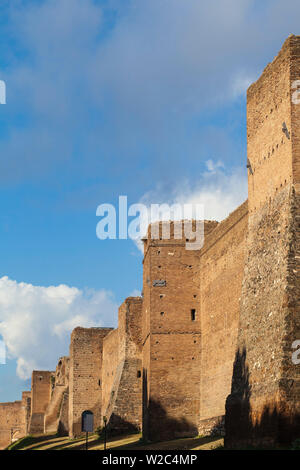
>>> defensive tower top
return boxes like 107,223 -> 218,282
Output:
247,35 -> 300,212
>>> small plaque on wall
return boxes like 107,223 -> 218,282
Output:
153,280 -> 166,287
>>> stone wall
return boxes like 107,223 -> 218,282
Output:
1,35 -> 299,449
102,297 -> 143,433
142,221 -> 218,441
22,391 -> 31,436
68,327 -> 113,438
0,392 -> 31,449
198,201 -> 248,434
44,356 -> 70,435
225,36 -> 300,448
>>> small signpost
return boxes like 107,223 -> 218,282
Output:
82,410 -> 94,451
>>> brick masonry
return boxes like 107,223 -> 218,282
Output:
44,356 -> 70,435
102,297 -> 143,433
0,392 -> 30,449
68,327 -> 113,438
1,36 -> 300,448
29,371 -> 53,434
198,202 -> 248,435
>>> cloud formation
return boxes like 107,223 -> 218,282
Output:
2,0 -> 299,186
134,160 -> 248,252
0,276 -> 118,379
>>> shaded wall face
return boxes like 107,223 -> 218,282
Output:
226,187 -> 296,447
68,327 -> 113,438
22,392 -> 31,436
101,298 -> 143,433
226,37 -> 300,448
30,371 -> 53,434
199,202 -> 248,432
44,356 -> 70,436
54,356 -> 69,387
142,224 -> 205,441
247,38 -> 292,214
101,329 -> 119,418
288,37 -> 300,437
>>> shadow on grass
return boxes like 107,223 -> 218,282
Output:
64,435 -> 222,451
7,434 -> 58,451
113,435 -> 221,451
25,436 -> 72,451
48,433 -> 141,451
49,437 -> 99,451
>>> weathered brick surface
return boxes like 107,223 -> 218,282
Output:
0,392 -> 31,449
102,298 -> 143,433
29,370 -> 53,434
101,329 -> 119,417
58,389 -> 69,436
1,35 -> 300,448
142,221 -> 217,441
198,202 -> 248,433
226,36 -> 300,448
22,391 -> 31,436
68,327 -> 113,438
44,356 -> 69,435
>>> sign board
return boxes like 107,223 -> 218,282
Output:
82,410 -> 94,432
153,280 -> 166,287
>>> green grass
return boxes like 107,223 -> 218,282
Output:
6,435 -> 37,450
5,433 -> 224,451
8,433 -> 299,451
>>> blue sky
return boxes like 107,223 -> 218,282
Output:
0,0 -> 299,401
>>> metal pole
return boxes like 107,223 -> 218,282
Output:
86,431 -> 88,451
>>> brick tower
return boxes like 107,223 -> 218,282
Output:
141,220 -> 216,441
226,35 -> 300,447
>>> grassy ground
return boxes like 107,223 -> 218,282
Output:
6,433 -> 224,451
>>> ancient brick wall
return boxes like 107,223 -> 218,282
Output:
1,36 -> 299,449
0,392 -> 31,449
142,221 -> 217,441
44,356 -> 69,435
198,201 -> 248,434
58,389 -> 69,436
29,370 -> 53,434
101,297 -> 143,433
68,327 -> 113,438
22,391 -> 31,436
101,329 -> 119,417
226,36 -> 300,448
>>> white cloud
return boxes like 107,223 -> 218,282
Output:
231,72 -> 255,98
205,159 -> 224,173
134,162 -> 248,253
129,289 -> 141,298
0,277 -> 118,379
